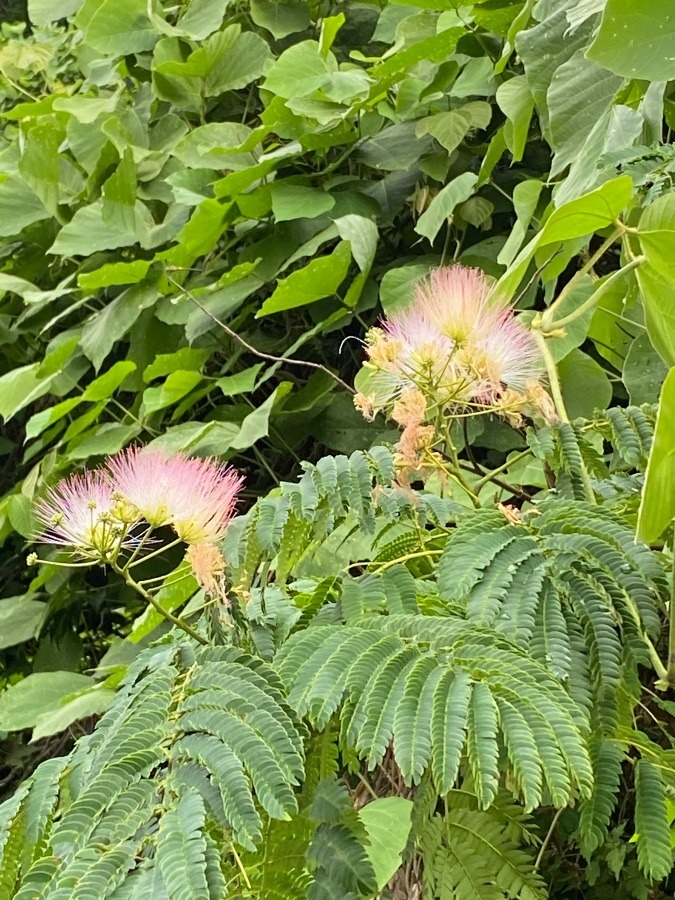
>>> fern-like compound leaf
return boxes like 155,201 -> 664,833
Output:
156,789 -> 210,900
634,758 -> 673,882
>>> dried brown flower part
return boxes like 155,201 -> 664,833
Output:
186,543 -> 228,603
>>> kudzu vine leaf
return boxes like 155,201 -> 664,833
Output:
250,0 -> 310,39
76,0 -> 159,55
358,797 -> 413,890
637,366 -> 675,543
257,242 -> 352,316
558,349 -> 613,420
0,672 -> 95,732
497,175 -> 633,300
0,596 -> 46,651
415,173 -> 478,243
271,184 -> 335,222
496,75 -> 534,162
636,192 -> 675,366
587,0 -> 675,82
623,334 -> 668,406
263,40 -> 336,99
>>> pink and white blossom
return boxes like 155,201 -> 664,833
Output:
413,265 -> 499,344
107,447 -> 179,528
34,469 -> 134,557
359,264 -> 546,422
476,312 -> 544,393
107,447 -> 244,544
165,455 -> 244,544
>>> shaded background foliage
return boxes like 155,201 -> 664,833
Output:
0,0 -> 675,896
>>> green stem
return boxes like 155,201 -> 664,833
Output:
533,330 -> 596,505
661,545 -> 675,689
474,449 -> 533,491
541,225 -> 623,330
533,330 -> 569,424
534,807 -> 565,872
622,586 -> 668,684
110,559 -> 208,646
542,256 -> 645,333
425,448 -> 480,509
126,536 -> 183,569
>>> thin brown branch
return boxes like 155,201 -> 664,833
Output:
166,273 -> 354,393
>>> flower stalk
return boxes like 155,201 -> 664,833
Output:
109,558 -> 208,646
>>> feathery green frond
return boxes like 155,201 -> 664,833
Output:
634,758 -> 673,882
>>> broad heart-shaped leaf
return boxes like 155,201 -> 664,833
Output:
251,0 -> 310,38
0,595 -> 46,650
163,26 -> 270,96
78,259 -> 151,292
49,199 -> 148,257
636,193 -> 675,366
0,672 -> 95,731
18,119 -> 63,216
102,148 -> 137,233
262,40 -> 336,99
623,334 -> 668,406
141,369 -> 204,415
587,0 -> 675,82
558,349 -> 612,420
415,173 -> 478,243
80,283 -> 157,371
31,689 -> 116,743
496,175 -> 633,301
82,360 -> 136,401
335,215 -> 378,273
637,367 -> 675,544
203,29 -> 270,95
271,183 -> 335,222
28,0 -> 80,24
516,0 -> 597,132
496,75 -> 534,162
498,179 -> 543,266
379,261 -> 436,316
148,0 -> 230,40
257,241 -> 352,316
0,363 -> 55,421
546,52 -> 622,178
76,0 -> 159,55
358,797 -> 413,891
0,174 -> 49,236
416,102 -> 491,154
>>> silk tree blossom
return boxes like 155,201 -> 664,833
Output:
356,265 -> 547,429
475,313 -> 544,394
34,469 -> 137,558
166,455 -> 244,544
107,447 -> 180,527
413,265 -> 499,344
106,447 -> 244,544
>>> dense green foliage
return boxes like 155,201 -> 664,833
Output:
1,0 -> 675,896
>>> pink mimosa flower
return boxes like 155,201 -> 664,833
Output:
107,447 -> 244,544
107,447 -> 178,527
360,264 -> 546,423
34,469 -> 135,557
476,313 -> 544,393
167,455 -> 244,544
413,265 -> 500,343
382,308 -> 454,379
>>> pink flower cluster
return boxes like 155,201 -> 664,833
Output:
35,448 -> 244,562
356,265 -> 546,426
